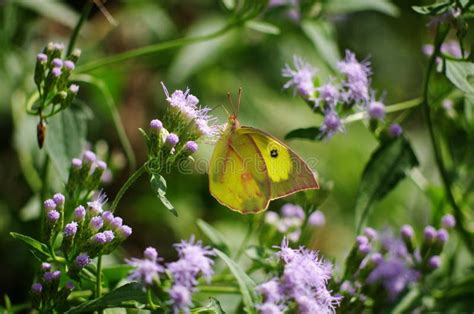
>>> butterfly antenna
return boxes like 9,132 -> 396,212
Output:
227,91 -> 236,115
237,87 -> 242,116
210,102 -> 230,116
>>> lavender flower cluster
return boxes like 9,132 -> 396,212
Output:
126,236 -> 215,313
282,52 -> 402,140
141,83 -> 220,173
30,263 -> 75,311
338,214 -> 455,310
264,203 -> 325,242
34,42 -> 80,117
66,150 -> 108,196
256,238 -> 340,314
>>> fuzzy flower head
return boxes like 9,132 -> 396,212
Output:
126,247 -> 164,287
308,210 -> 325,227
320,111 -> 344,139
282,56 -> 318,98
172,236 -> 216,282
316,82 -> 340,109
169,284 -> 193,314
368,100 -> 385,120
87,191 -> 107,215
338,50 -> 371,104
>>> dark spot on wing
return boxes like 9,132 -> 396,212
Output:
270,149 -> 278,158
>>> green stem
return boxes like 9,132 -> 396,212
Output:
342,97 -> 422,124
147,289 -> 158,310
76,25 -> 232,73
96,255 -> 102,299
66,0 -> 93,56
422,26 -> 473,252
109,164 -> 147,212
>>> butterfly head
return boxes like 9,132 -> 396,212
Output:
228,114 -> 240,130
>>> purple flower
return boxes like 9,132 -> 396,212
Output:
117,225 -> 132,239
441,214 -> 456,229
169,285 -> 193,313
170,236 -> 216,284
281,203 -> 305,220
102,211 -> 114,225
126,247 -> 164,287
265,211 -> 280,225
184,141 -> 198,154
144,247 -> 158,261
64,222 -> 78,237
428,256 -> 441,269
87,192 -> 107,215
47,210 -> 60,222
422,44 -> 434,56
364,227 -> 377,240
103,230 -> 115,242
44,199 -> 57,211
65,281 -> 75,290
75,254 -> 91,269
370,253 -> 383,266
338,50 -> 371,85
282,56 -> 317,97
31,283 -> 43,294
257,279 -> 281,303
44,271 -> 61,282
37,53 -> 47,63
41,262 -> 52,271
97,161 -> 107,170
358,243 -> 371,255
52,58 -> 63,68
64,60 -> 75,71
53,193 -> 65,206
74,205 -> 86,221
257,302 -> 284,314
89,216 -> 104,232
166,133 -> 179,147
320,111 -> 343,139
423,226 -> 437,242
69,84 -> 79,94
111,216 -> 123,229
83,150 -> 96,164
388,124 -> 403,137
308,210 -> 325,226
93,232 -> 107,244
441,40 -> 462,58
316,83 -> 340,108
436,229 -> 449,244
71,158 -> 82,169
367,258 -> 419,300
400,225 -> 414,239
368,100 -> 385,120
356,235 -> 368,246
51,67 -> 62,77
150,119 -> 163,131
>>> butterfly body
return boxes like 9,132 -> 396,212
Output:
209,114 -> 319,214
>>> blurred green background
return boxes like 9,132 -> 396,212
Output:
0,0 -> 444,305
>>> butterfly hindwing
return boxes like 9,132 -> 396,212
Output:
209,129 -> 271,214
237,127 -> 319,200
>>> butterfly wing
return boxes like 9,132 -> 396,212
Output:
237,126 -> 319,199
209,128 -> 272,214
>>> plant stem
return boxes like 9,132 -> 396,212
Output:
342,97 -> 422,124
147,289 -> 157,310
76,25 -> 232,73
109,164 -> 147,212
95,255 -> 102,299
422,26 -> 473,252
66,0 -> 93,56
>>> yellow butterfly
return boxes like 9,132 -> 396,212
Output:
209,90 -> 319,214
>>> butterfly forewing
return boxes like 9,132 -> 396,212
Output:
237,127 -> 319,199
209,129 -> 272,214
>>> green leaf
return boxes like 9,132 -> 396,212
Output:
221,0 -> 236,10
10,232 -> 51,259
16,0 -> 82,29
103,264 -> 134,285
215,249 -> 256,313
45,107 -> 87,182
412,1 -> 451,15
301,20 -> 340,70
285,127 -> 322,141
445,59 -> 474,94
197,219 -> 230,254
324,0 -> 399,17
191,298 -> 226,313
245,20 -> 280,35
354,137 -> 419,233
65,283 -> 148,313
150,174 -> 178,216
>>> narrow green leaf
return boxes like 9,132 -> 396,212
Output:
191,298 -> 226,313
215,249 -> 256,313
285,127 -> 322,141
103,264 -> 134,284
301,20 -> 340,69
324,0 -> 400,16
17,0 -> 81,29
412,1 -> 451,15
65,283 -> 148,313
197,219 -> 230,254
45,107 -> 87,182
445,59 -> 474,94
245,20 -> 280,35
354,137 -> 419,232
10,232 -> 51,258
150,174 -> 178,216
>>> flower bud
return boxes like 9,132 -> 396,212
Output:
44,199 -> 57,211
388,124 -> 403,138
63,60 -> 75,71
117,225 -> 132,239
102,211 -> 114,226
41,262 -> 52,271
441,214 -> 456,229
165,133 -> 179,147
356,235 -> 368,246
264,211 -> 279,225
64,222 -> 78,238
184,141 -> 198,155
368,101 -> 385,120
89,216 -> 104,232
150,119 -> 163,131
424,225 -> 437,243
308,210 -> 325,227
358,243 -> 371,256
52,58 -> 63,68
68,48 -> 81,63
74,205 -> 86,222
363,227 -> 377,240
31,283 -> 43,295
428,255 -> 441,269
47,210 -> 60,223
144,247 -> 158,261
401,224 -> 415,254
111,216 -> 123,229
75,253 -> 90,269
34,54 -> 48,86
